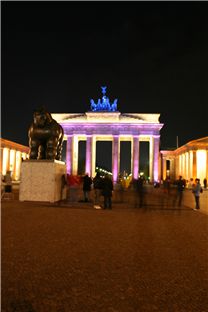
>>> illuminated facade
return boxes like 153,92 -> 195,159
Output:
0,138 -> 29,181
160,137 -> 208,182
52,111 -> 163,182
52,88 -> 164,182
52,87 -> 164,182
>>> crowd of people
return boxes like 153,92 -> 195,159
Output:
63,172 -> 206,211
2,168 -> 206,211
82,172 -> 113,209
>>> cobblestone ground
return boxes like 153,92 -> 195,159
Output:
1,188 -> 208,312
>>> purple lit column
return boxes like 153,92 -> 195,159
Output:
133,136 -> 139,179
153,135 -> 160,182
112,136 -> 119,183
85,136 -> 92,176
66,135 -> 73,174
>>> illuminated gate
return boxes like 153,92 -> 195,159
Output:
52,87 -> 163,182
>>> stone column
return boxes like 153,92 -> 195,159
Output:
66,136 -> 73,175
86,136 -> 92,176
7,148 -> 10,172
15,151 -> 21,181
206,150 -> 208,180
188,151 -> 193,180
85,135 -> 96,177
132,136 -> 139,179
72,135 -> 79,176
175,155 -> 179,180
112,136 -> 119,183
178,155 -> 182,176
162,156 -> 167,180
192,150 -> 197,180
185,152 -> 188,180
153,135 -> 160,182
2,147 -> 10,175
0,147 -> 3,176
10,149 -> 16,180
91,136 -> 96,178
149,137 -> 153,182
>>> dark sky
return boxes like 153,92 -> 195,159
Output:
2,1 -> 208,153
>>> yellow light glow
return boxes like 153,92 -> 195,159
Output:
22,152 -> 27,160
196,150 -> 206,182
189,151 -> 193,178
185,152 -> 189,180
9,149 -> 16,172
2,148 -> 9,175
15,151 -> 21,181
179,155 -> 182,176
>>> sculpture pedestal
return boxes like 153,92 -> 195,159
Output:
19,160 -> 67,203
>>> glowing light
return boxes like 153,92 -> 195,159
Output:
22,152 -> 27,160
9,149 -> 16,173
196,150 -> 206,182
185,152 -> 189,180
2,148 -> 9,175
15,151 -> 21,181
189,151 -> 193,178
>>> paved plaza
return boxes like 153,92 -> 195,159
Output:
1,187 -> 208,312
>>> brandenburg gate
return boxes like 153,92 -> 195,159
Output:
52,87 -> 163,182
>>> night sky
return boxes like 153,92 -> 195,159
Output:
2,2 -> 208,172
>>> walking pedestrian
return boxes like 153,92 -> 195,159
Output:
203,178 -> 207,189
192,178 -> 202,211
1,170 -> 13,200
136,176 -> 145,208
93,172 -> 103,207
174,175 -> 185,207
101,174 -> 113,209
83,173 -> 92,202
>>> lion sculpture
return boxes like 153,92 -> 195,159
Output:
28,108 -> 64,160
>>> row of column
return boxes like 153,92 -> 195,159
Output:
66,135 -> 160,183
0,147 -> 28,181
176,150 -> 208,182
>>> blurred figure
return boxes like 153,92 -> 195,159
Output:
192,178 -> 202,210
1,170 -> 13,200
161,177 -> 171,208
187,178 -> 194,189
135,176 -> 145,208
101,174 -> 113,209
114,179 -> 124,203
203,178 -> 207,189
4,170 -> 12,191
60,173 -> 67,200
93,172 -> 103,206
174,176 -> 185,207
163,177 -> 171,195
67,174 -> 82,202
83,173 -> 92,202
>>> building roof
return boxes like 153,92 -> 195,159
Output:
52,112 -> 162,124
0,138 -> 29,153
161,136 -> 208,155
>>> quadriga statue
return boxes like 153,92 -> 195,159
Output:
28,108 -> 64,160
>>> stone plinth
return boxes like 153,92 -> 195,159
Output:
19,160 -> 66,202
